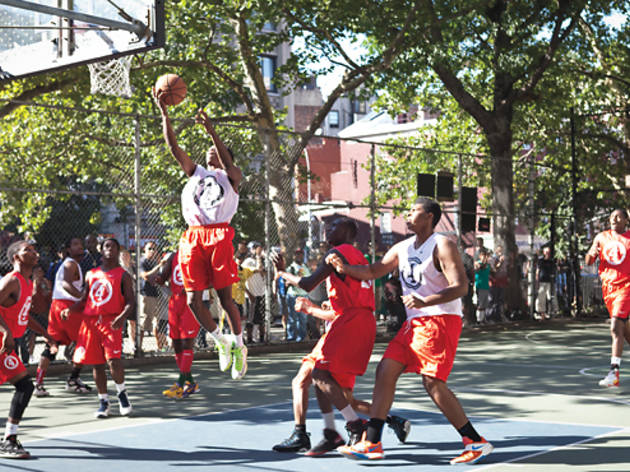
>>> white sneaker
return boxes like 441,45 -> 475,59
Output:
34,383 -> 50,397
117,390 -> 133,416
231,343 -> 248,380
216,335 -> 233,372
599,369 -> 620,387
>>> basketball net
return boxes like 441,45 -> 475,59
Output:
88,56 -> 133,98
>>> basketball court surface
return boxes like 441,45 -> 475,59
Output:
1,321 -> 629,471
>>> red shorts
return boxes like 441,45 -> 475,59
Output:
48,299 -> 83,345
73,315 -> 123,365
384,315 -> 462,382
603,284 -> 630,319
168,294 -> 200,340
0,351 -> 26,386
304,335 -> 356,390
311,308 -> 375,390
179,224 -> 239,291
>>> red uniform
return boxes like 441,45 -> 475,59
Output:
168,252 -> 200,340
311,244 -> 376,389
598,230 -> 630,319
0,271 -> 31,384
73,267 -> 126,365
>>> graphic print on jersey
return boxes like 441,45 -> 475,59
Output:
17,296 -> 32,326
173,263 -> 184,286
4,355 -> 19,370
193,175 -> 225,210
603,240 -> 627,266
401,257 -> 423,290
89,280 -> 113,307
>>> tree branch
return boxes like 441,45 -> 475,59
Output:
0,76 -> 77,119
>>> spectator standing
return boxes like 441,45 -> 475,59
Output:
489,245 -> 508,322
285,248 -> 310,342
306,257 -> 327,339
139,242 -> 163,351
536,246 -> 556,320
242,242 -> 266,343
119,248 -> 138,355
80,234 -> 102,275
474,249 -> 491,324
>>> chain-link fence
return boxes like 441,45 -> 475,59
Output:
0,101 -> 607,363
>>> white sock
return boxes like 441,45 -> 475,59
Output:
322,411 -> 335,430
611,357 -> 622,368
4,421 -> 18,439
115,382 -> 126,394
98,393 -> 109,401
339,405 -> 359,422
209,327 -> 226,344
234,333 -> 243,347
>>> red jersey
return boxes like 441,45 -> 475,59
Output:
0,271 -> 32,339
170,251 -> 186,299
598,230 -> 630,292
326,244 -> 375,314
83,266 -> 126,317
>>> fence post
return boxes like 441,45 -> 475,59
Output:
457,153 -> 463,248
369,144 -> 376,262
528,154 -> 536,318
570,107 -> 582,316
263,132 -> 272,343
134,115 -> 142,356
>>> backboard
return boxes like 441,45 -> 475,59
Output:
0,0 -> 164,81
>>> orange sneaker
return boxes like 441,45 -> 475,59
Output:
450,437 -> 493,465
338,436 -> 384,460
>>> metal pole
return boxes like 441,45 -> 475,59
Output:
528,154 -> 536,318
570,107 -> 582,315
134,115 -> 142,356
263,133 -> 272,344
305,149 -> 312,252
457,153 -> 463,248
370,144 -> 376,260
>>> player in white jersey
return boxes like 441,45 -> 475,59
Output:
328,197 -> 493,464
34,237 -> 92,397
153,88 -> 247,380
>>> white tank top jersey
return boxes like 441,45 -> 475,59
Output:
397,233 -> 463,320
181,165 -> 239,227
52,257 -> 83,302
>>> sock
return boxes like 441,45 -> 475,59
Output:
339,405 -> 359,423
69,366 -> 81,380
322,411 -> 335,430
115,382 -> 126,394
35,367 -> 46,385
295,424 -> 306,433
4,422 -> 18,440
98,393 -> 109,402
366,418 -> 385,443
457,421 -> 482,442
611,357 -> 621,370
175,352 -> 183,371
184,372 -> 194,383
209,327 -> 226,344
177,373 -> 185,386
181,350 -> 194,373
234,333 -> 244,347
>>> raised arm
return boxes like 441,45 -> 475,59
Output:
326,244 -> 399,281
294,297 -> 336,322
585,233 -> 602,266
275,252 -> 333,293
196,110 -> 242,189
153,87 -> 197,177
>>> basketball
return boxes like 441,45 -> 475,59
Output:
155,73 -> 187,106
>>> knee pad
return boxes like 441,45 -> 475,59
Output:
9,376 -> 34,421
42,346 -> 57,361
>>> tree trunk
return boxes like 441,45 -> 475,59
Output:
487,113 -> 525,311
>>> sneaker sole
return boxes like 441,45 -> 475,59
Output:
450,444 -> 494,465
0,452 -> 31,459
339,450 -> 384,460
94,411 -> 110,419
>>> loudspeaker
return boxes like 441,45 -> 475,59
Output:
478,217 -> 490,232
461,187 -> 477,213
436,173 -> 454,201
462,214 -> 476,233
417,173 -> 435,197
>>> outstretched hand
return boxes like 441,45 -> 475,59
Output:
270,252 -> 286,272
325,253 -> 345,273
294,297 -> 315,313
195,109 -> 213,132
152,86 -> 168,115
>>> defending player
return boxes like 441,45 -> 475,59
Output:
64,238 -> 135,418
272,298 -> 411,453
34,237 -> 92,397
0,241 -> 56,459
329,198 -> 493,464
274,218 -> 376,456
585,209 -> 630,387
158,249 -> 201,399
153,88 -> 247,380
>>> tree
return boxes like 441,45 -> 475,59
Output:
368,0 -> 629,309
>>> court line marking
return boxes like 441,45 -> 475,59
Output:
579,366 -> 606,378
472,426 -> 630,471
456,386 -> 630,408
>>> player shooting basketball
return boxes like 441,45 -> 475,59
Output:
152,86 -> 247,380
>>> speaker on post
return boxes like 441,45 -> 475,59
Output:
436,173 -> 454,201
460,186 -> 478,233
478,217 -> 490,232
417,173 -> 436,198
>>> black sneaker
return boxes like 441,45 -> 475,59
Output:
94,399 -> 110,419
387,415 -> 411,443
117,390 -> 133,416
272,429 -> 311,452
0,436 -> 30,459
345,418 -> 367,446
305,429 -> 345,456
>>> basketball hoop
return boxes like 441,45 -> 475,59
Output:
88,56 -> 133,98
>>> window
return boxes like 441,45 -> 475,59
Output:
260,55 -> 277,93
329,110 -> 340,128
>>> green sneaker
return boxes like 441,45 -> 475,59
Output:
231,343 -> 248,380
216,336 -> 233,372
